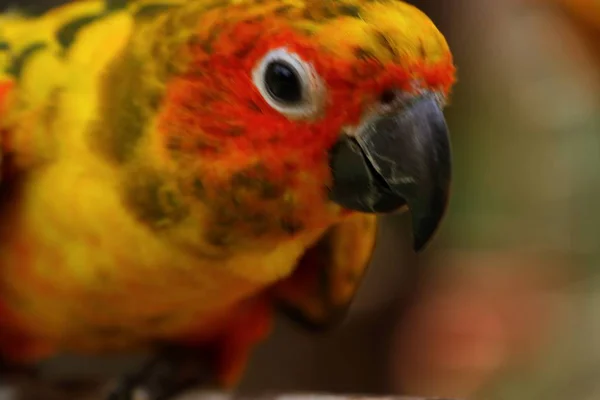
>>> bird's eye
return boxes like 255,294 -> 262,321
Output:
264,61 -> 302,104
252,48 -> 325,120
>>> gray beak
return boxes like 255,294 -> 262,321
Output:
329,93 -> 452,251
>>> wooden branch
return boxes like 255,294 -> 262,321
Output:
1,374 -> 457,400
0,379 -> 456,400
175,394 -> 456,400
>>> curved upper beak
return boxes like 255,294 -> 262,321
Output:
328,93 -> 452,252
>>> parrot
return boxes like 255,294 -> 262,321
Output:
0,0 -> 456,399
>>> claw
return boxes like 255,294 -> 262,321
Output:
107,346 -> 216,400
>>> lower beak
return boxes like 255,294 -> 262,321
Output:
328,93 -> 452,251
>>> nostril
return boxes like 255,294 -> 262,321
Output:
380,89 -> 397,105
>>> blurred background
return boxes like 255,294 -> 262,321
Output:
2,0 -> 600,399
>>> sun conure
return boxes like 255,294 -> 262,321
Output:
0,0 -> 456,398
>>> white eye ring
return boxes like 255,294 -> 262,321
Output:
252,47 -> 325,120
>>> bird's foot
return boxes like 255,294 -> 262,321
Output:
106,346 -> 217,400
107,298 -> 272,400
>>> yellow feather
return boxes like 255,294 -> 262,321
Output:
0,0 -> 454,358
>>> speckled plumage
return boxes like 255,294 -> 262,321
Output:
0,0 -> 455,385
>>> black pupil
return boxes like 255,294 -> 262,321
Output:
265,61 -> 302,104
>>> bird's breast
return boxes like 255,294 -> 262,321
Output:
0,160 -> 314,354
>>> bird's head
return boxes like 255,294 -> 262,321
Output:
106,0 -> 455,252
